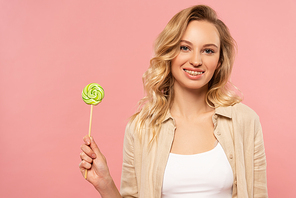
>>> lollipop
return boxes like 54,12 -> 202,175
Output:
82,83 -> 104,179
82,83 -> 104,106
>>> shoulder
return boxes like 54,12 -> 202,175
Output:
125,116 -> 138,137
217,102 -> 261,128
216,102 -> 259,121
124,114 -> 146,141
231,103 -> 262,131
232,102 -> 259,119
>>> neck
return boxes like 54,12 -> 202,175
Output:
170,83 -> 214,119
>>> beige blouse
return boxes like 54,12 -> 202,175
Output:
120,103 -> 268,198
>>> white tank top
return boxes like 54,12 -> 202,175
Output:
161,142 -> 233,198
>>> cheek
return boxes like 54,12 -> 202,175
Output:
205,56 -> 220,71
172,54 -> 188,68
171,56 -> 185,78
171,60 -> 178,78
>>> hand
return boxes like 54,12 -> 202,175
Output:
79,136 -> 113,191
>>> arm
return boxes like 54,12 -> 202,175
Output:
253,121 -> 268,197
120,123 -> 139,197
79,136 -> 122,198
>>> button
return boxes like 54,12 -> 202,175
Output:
216,131 -> 221,136
229,154 -> 233,159
234,180 -> 237,185
213,114 -> 218,119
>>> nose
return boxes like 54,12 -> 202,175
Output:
189,51 -> 202,67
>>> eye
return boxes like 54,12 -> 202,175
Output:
203,49 -> 215,54
180,45 -> 190,51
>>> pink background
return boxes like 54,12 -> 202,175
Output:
1,0 -> 295,197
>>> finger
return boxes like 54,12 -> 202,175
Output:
79,160 -> 92,170
83,135 -> 91,145
80,152 -> 93,163
81,144 -> 97,159
79,164 -> 85,177
89,137 -> 102,156
79,161 -> 91,178
80,168 -> 86,178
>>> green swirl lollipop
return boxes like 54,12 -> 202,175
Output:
82,83 -> 104,179
82,83 -> 104,105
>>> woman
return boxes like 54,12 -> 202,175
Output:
79,5 -> 268,198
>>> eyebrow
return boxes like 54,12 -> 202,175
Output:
180,40 -> 219,49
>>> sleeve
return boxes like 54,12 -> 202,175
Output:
253,119 -> 268,197
120,123 -> 138,197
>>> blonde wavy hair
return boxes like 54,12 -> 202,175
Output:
131,5 -> 242,142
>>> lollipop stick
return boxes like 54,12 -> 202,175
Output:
85,104 -> 94,179
88,104 -> 93,137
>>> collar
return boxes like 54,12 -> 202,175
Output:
214,105 -> 232,118
162,110 -> 174,123
162,105 -> 233,123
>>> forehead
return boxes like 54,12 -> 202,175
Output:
181,20 -> 220,46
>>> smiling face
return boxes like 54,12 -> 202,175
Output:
171,20 -> 220,92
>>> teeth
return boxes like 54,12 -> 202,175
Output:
184,69 -> 203,76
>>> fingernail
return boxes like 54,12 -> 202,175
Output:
92,154 -> 96,158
